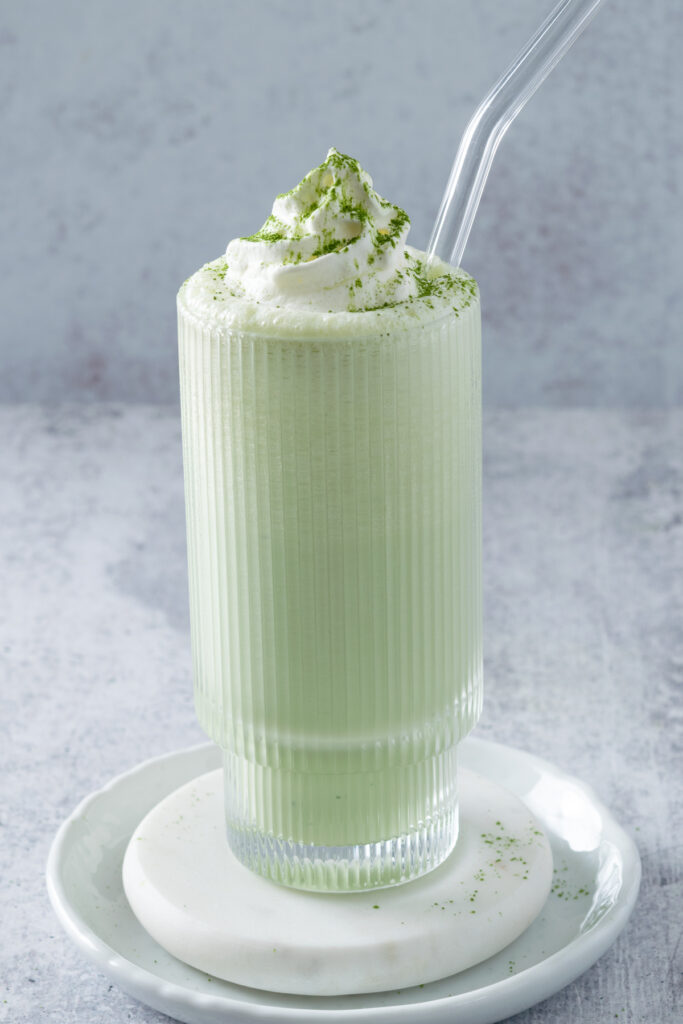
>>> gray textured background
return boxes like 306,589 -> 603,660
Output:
2,0 -> 682,405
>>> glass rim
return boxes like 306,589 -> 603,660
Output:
177,290 -> 480,346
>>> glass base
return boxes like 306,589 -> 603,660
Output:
222,746 -> 459,892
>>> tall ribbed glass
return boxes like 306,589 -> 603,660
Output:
177,294 -> 482,891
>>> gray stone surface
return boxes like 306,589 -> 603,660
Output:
1,0 -> 682,405
1,404 -> 681,1022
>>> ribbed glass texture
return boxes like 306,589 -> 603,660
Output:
178,298 -> 483,891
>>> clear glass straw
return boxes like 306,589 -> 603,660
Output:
427,0 -> 603,268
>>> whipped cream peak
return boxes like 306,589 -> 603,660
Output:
224,149 -> 424,313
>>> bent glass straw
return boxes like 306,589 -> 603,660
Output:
427,0 -> 603,268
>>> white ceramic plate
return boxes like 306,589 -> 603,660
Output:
46,738 -> 640,1024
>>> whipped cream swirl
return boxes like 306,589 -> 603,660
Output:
224,149 -> 425,313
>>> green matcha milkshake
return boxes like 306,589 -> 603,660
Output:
178,149 -> 482,891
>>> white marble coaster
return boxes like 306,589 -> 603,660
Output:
122,767 -> 552,996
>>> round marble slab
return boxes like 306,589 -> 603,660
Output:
122,767 -> 552,996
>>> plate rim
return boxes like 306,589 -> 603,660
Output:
46,738 -> 641,1024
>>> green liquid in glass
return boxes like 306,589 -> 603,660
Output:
178,266 -> 482,890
